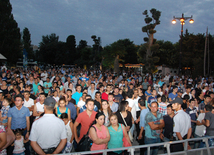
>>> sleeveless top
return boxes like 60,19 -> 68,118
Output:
13,136 -> 25,154
0,125 -> 6,155
57,107 -> 68,118
65,120 -> 72,142
91,125 -> 107,151
107,123 -> 123,154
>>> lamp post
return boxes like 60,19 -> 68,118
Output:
172,13 -> 194,74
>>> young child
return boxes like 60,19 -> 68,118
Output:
0,98 -> 11,127
61,113 -> 74,153
12,129 -> 29,155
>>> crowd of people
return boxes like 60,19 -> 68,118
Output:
0,66 -> 213,155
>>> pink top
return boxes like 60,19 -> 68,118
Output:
91,125 -> 107,151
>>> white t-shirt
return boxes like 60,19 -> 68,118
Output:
23,98 -> 34,116
35,102 -> 44,119
41,72 -> 48,81
126,98 -> 136,121
133,96 -> 141,112
77,100 -> 85,108
195,113 -> 206,137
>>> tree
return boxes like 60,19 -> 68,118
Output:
66,35 -> 76,64
0,0 -> 21,65
38,33 -> 67,65
138,8 -> 161,72
91,35 -> 102,68
22,27 -> 33,59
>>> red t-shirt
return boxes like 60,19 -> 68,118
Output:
76,110 -> 97,139
101,92 -> 108,101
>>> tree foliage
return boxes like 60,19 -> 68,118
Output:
138,8 -> 161,72
22,27 -> 34,59
0,0 -> 21,65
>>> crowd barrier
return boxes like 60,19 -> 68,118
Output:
57,136 -> 214,155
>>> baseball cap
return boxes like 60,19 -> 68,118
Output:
177,89 -> 183,93
171,97 -> 183,105
44,97 -> 56,107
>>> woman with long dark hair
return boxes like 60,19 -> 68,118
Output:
89,111 -> 110,152
100,100 -> 112,126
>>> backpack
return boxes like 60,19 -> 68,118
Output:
76,126 -> 96,152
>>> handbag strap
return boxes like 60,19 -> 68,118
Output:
120,124 -> 125,136
120,112 -> 128,127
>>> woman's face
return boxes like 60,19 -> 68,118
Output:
102,101 -> 109,110
59,100 -> 66,107
110,115 -> 118,126
96,115 -> 105,126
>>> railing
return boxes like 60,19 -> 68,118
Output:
59,136 -> 214,155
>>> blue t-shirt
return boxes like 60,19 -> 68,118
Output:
145,91 -> 152,97
158,81 -> 164,87
145,111 -> 163,138
72,92 -> 83,104
66,102 -> 77,121
7,106 -> 30,130
168,93 -> 178,100
139,108 -> 150,128
147,96 -> 157,105
186,107 -> 197,127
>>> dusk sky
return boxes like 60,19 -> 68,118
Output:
10,0 -> 214,47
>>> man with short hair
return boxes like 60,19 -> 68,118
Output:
94,91 -> 102,110
23,91 -> 34,116
113,87 -> 123,104
72,85 -> 83,104
87,83 -> 97,100
138,98 -> 150,155
147,89 -> 157,108
182,85 -> 192,99
43,77 -> 52,94
101,84 -> 111,101
74,99 -> 97,143
30,97 -> 67,154
168,86 -> 178,102
199,95 -> 211,113
160,104 -> 175,142
108,93 -> 118,113
144,101 -> 164,155
8,94 -> 30,154
33,93 -> 46,119
172,97 -> 192,151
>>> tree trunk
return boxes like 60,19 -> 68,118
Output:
114,55 -> 120,74
146,33 -> 154,71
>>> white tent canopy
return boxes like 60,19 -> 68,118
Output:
0,54 -> 7,60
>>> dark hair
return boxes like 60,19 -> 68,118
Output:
86,99 -> 94,105
85,95 -> 91,99
183,94 -> 190,100
138,98 -> 145,107
95,111 -> 105,120
24,91 -> 30,94
95,91 -> 101,95
204,95 -> 211,99
161,95 -> 166,102
118,101 -> 128,112
127,92 -> 133,98
4,98 -> 11,105
59,97 -> 66,103
167,104 -> 173,109
151,101 -> 158,107
108,93 -> 114,97
189,98 -> 195,103
15,94 -> 24,101
157,94 -> 162,99
205,105 -> 213,112
40,93 -> 47,97
14,128 -> 23,135
60,113 -> 68,119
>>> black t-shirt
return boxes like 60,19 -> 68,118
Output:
94,100 -> 101,110
163,115 -> 174,139
30,94 -> 37,100
116,111 -> 132,129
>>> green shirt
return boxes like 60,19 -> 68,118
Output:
107,123 -> 124,154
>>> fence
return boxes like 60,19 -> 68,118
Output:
59,136 -> 214,155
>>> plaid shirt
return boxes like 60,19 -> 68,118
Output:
158,102 -> 168,116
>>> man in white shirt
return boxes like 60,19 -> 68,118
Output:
41,70 -> 48,82
30,97 -> 67,154
172,97 -> 192,152
23,91 -> 34,116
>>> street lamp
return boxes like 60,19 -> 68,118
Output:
172,13 -> 194,74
